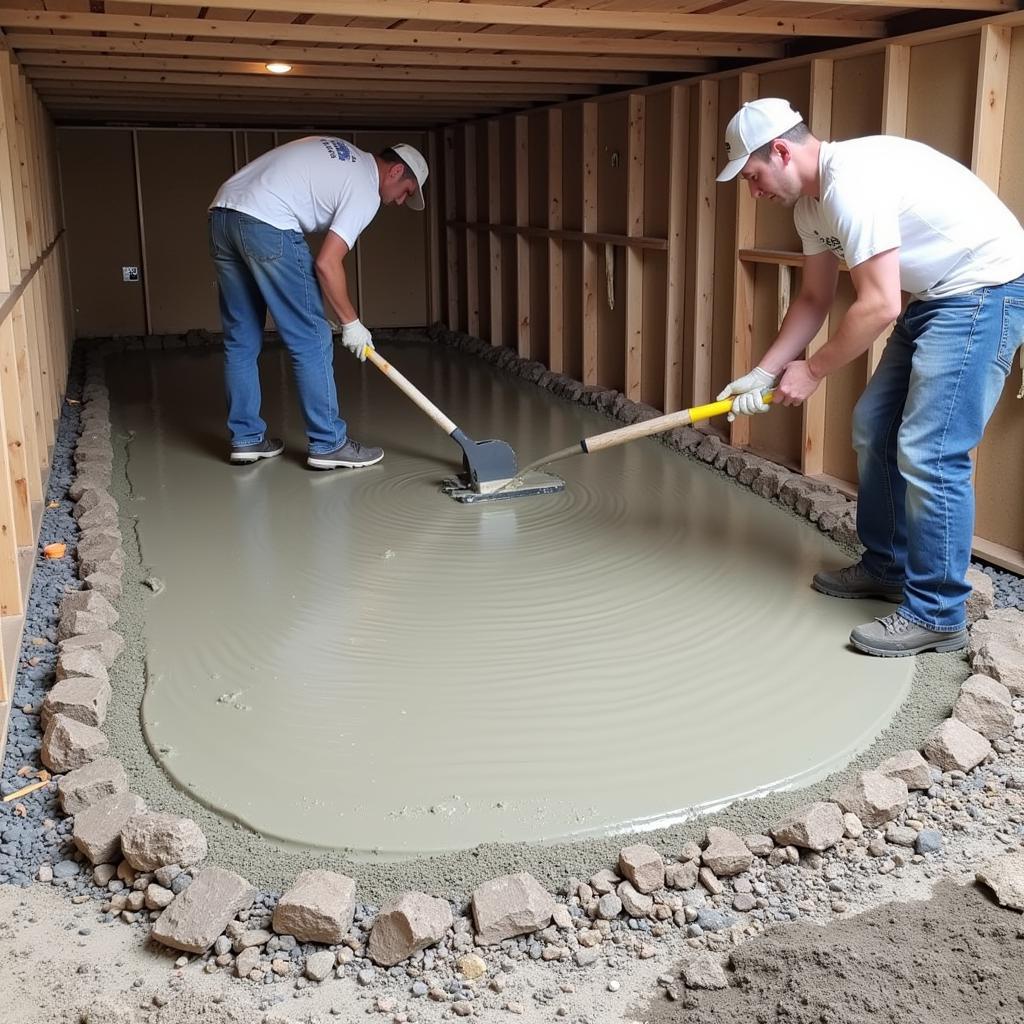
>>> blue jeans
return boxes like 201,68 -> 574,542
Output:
208,207 -> 347,454
852,274 -> 1024,631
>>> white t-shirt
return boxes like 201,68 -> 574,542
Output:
210,137 -> 381,249
794,136 -> 1024,300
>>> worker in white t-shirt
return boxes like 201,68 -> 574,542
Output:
716,97 -> 1024,657
208,137 -> 428,470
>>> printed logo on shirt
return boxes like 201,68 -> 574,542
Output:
320,138 -> 356,162
813,230 -> 845,258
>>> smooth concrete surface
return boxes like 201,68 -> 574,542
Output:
106,338 -> 914,859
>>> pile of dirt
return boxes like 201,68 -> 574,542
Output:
644,880 -> 1024,1024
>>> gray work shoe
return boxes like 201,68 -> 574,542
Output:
307,438 -> 384,470
850,612 -> 967,658
812,562 -> 904,602
230,436 -> 284,464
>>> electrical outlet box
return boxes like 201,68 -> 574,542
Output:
122,266 -> 139,283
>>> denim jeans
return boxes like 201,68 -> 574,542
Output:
852,274 -> 1024,631
208,207 -> 347,454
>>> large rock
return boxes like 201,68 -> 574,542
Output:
833,771 -> 908,828
771,802 -> 844,852
618,843 -> 665,894
41,714 -> 109,773
84,572 -> 123,603
701,827 -> 752,877
968,611 -> 1024,660
972,639 -> 1024,697
617,881 -> 653,918
965,568 -> 995,624
58,589 -> 119,628
471,872 -> 555,945
367,892 -> 453,966
58,630 -> 125,668
57,610 -> 111,643
976,853 -> 1024,911
952,675 -> 1014,740
923,718 -> 992,773
683,954 -> 728,990
664,860 -> 699,890
272,869 -> 356,944
58,756 -> 128,815
876,749 -> 932,791
151,866 -> 256,954
73,792 -> 146,864
41,676 -> 112,729
121,812 -> 208,871
55,647 -> 109,684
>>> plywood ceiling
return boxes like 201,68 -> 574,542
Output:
0,0 -> 1012,128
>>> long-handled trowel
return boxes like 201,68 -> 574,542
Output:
364,347 -> 566,503
503,391 -> 775,490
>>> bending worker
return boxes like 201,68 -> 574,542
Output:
716,98 -> 1024,658
208,137 -> 428,469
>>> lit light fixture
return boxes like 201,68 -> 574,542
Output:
265,62 -> 292,75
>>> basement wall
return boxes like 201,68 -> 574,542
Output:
438,11 -> 1024,574
57,127 -> 432,337
0,51 -> 74,734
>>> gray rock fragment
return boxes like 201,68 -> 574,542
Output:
121,812 -> 208,871
834,771 -> 908,828
923,718 -> 992,773
150,866 -> 256,953
471,872 -> 555,945
367,892 -> 453,967
876,749 -> 932,791
41,714 -> 109,773
976,853 -> 1024,911
58,589 -> 118,627
772,802 -> 844,852
41,676 -> 112,729
58,630 -> 125,668
952,674 -> 1014,739
58,756 -> 128,815
272,869 -> 356,944
683,954 -> 728,990
702,827 -> 752,876
618,843 -> 665,894
73,792 -> 146,865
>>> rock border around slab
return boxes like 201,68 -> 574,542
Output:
8,331 -> 1024,1012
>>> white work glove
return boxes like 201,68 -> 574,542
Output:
340,318 -> 374,362
716,366 -> 776,422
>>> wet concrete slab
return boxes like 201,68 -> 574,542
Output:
106,337 -> 912,858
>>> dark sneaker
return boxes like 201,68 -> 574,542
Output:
230,437 -> 284,464
850,612 -> 967,657
812,562 -> 904,602
307,438 -> 384,470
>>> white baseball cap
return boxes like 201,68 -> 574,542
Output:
716,98 -> 804,182
390,142 -> 429,210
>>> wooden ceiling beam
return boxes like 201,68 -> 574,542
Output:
15,51 -> 650,90
25,66 -> 576,99
2,35 -> 689,81
0,10 -> 786,58
110,0 -> 887,38
772,0 -> 1010,8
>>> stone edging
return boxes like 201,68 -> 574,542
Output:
23,331 -> 1024,1006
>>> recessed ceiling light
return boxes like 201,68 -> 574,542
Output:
265,62 -> 292,75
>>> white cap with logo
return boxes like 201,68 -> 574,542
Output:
390,142 -> 429,211
716,98 -> 803,183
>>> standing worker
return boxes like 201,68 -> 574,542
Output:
208,137 -> 428,469
715,98 -> 1024,657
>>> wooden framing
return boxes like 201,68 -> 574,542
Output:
464,125 -> 480,339
443,128 -> 459,330
971,23 -> 1011,190
728,73 -> 758,448
547,109 -> 564,374
625,94 -> 646,401
487,120 -> 503,348
801,59 -> 834,477
582,102 -> 599,386
691,80 -> 718,414
663,84 -> 688,414
426,130 -> 442,324
514,115 -> 530,359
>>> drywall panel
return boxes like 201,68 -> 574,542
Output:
242,131 -> 275,165
831,54 -> 884,140
822,274 -> 867,484
906,37 -> 978,163
597,99 -> 628,237
561,107 -> 583,378
137,130 -> 233,334
974,26 -> 1024,551
749,263 -> 801,465
57,129 -> 145,337
711,76 -> 739,420
754,67 -> 809,252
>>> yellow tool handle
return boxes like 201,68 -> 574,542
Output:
582,390 -> 774,455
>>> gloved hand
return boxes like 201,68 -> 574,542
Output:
716,366 -> 776,422
340,318 -> 374,362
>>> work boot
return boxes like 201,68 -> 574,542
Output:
812,562 -> 904,602
230,437 -> 284,464
850,612 -> 967,658
307,438 -> 384,470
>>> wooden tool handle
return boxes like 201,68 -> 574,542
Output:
582,392 -> 773,455
365,346 -> 459,436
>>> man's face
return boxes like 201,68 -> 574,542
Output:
739,146 -> 801,207
380,165 -> 417,206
